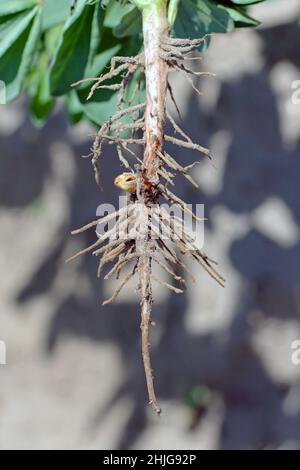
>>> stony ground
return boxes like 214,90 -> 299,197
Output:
0,0 -> 300,450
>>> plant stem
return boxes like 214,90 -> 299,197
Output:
134,0 -> 169,414
142,0 -> 169,181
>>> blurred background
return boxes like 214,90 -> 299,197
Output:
1,0 -> 300,450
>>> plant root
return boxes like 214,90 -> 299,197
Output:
69,31 -> 225,415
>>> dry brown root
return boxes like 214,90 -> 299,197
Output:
69,31 -> 225,414
74,35 -> 213,190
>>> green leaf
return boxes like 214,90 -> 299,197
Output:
65,89 -> 83,124
221,5 -> 259,28
78,87 -> 118,126
84,42 -> 121,83
0,0 -> 37,16
29,59 -> 55,127
49,0 -> 101,96
0,11 -> 28,37
88,0 -> 104,64
100,0 -> 111,7
174,0 -> 233,48
185,385 -> 211,408
82,27 -> 126,86
80,69 -> 145,127
44,23 -> 65,55
0,7 -> 36,51
113,7 -> 142,38
0,6 -> 41,101
77,35 -> 143,126
28,25 -> 62,125
41,0 -> 70,31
